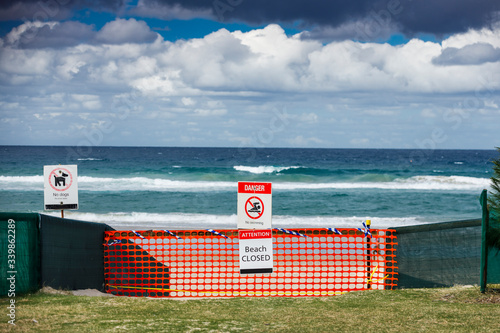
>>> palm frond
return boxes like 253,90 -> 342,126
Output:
487,147 -> 500,251
487,227 -> 500,254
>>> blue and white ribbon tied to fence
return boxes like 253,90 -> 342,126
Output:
357,222 -> 372,237
275,228 -> 308,238
327,227 -> 343,235
207,229 -> 229,239
163,229 -> 182,239
131,230 -> 146,239
107,239 -> 122,246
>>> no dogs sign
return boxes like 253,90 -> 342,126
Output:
237,182 -> 272,229
44,165 -> 79,210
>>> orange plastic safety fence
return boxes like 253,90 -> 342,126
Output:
103,228 -> 397,297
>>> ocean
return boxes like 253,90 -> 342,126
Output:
0,146 -> 497,230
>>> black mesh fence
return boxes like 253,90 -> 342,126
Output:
40,214 -> 114,291
394,219 -> 482,288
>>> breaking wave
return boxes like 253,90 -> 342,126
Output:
0,174 -> 490,192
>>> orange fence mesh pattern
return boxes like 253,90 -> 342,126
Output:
104,228 -> 397,297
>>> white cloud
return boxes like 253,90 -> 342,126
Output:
288,135 -> 324,146
363,110 -> 397,116
298,112 -> 318,123
71,94 -> 102,110
433,43 -> 500,66
485,100 -> 499,109
442,24 -> 500,49
3,22 -> 500,94
94,18 -> 158,44
1,22 -> 499,147
0,47 -> 53,77
5,21 -> 58,46
194,108 -> 227,117
131,71 -> 185,96
33,113 -> 62,120
56,57 -> 86,80
182,97 -> 196,106
206,100 -> 225,108
350,138 -> 370,146
421,108 -> 437,118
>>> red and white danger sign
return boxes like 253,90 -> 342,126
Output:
239,229 -> 273,274
237,182 -> 272,229
44,165 -> 79,210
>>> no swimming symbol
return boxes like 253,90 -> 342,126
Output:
245,196 -> 264,219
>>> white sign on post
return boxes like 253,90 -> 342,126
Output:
44,165 -> 79,210
237,182 -> 272,229
239,229 -> 273,274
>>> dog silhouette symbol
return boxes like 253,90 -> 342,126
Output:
54,172 -> 68,186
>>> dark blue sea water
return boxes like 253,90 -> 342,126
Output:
0,146 -> 497,230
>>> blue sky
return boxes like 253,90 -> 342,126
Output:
0,0 -> 499,149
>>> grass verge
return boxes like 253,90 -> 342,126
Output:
1,285 -> 499,332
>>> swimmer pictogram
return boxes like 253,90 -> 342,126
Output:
245,196 -> 264,219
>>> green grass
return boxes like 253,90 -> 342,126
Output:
2,286 -> 499,332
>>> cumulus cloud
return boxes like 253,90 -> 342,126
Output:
2,18 -> 158,49
2,23 -> 500,94
71,94 -> 102,110
4,21 -> 95,48
94,18 -> 158,44
1,21 -> 500,147
181,97 -> 196,106
441,23 -> 500,49
433,43 -> 500,66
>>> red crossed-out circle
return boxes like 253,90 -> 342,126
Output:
245,196 -> 264,219
48,168 -> 73,192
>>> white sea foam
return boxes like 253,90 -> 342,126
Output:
0,175 -> 44,190
275,175 -> 490,191
0,175 -> 235,192
234,165 -> 301,174
0,174 -> 490,192
41,211 -> 427,230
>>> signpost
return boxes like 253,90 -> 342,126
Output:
237,181 -> 273,274
44,165 -> 79,217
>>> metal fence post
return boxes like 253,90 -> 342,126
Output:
480,189 -> 489,293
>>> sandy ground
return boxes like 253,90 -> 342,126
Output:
39,285 -> 500,302
41,286 -> 115,297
